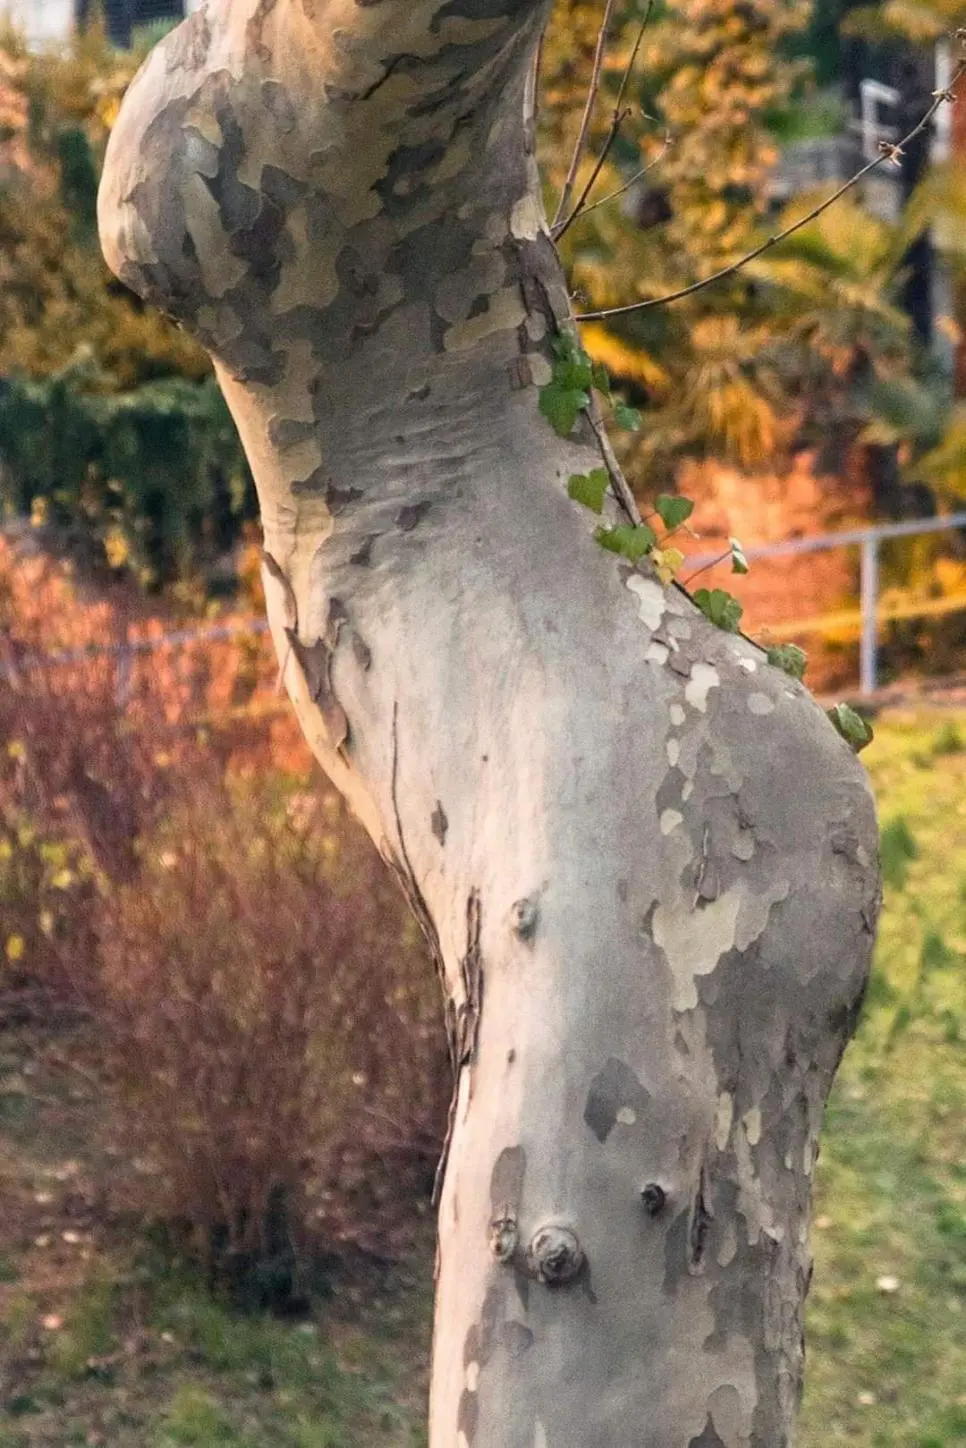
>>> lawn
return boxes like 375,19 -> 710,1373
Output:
800,711 -> 966,1447
1,710 -> 964,1446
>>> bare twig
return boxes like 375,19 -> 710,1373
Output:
574,133 -> 672,222
554,105 -> 632,241
553,2 -> 656,241
586,398 -> 642,526
682,551 -> 730,587
614,1 -> 655,116
551,0 -> 619,232
575,57 -> 966,322
529,32 -> 545,132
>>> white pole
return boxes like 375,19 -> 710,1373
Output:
860,536 -> 879,697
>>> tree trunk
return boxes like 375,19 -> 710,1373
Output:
98,4 -> 880,1443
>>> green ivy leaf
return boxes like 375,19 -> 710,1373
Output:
596,523 -> 656,562
827,703 -> 874,753
568,468 -> 610,514
693,587 -> 743,633
539,382 -> 590,437
729,536 -> 749,575
655,494 -> 695,531
612,402 -> 642,432
766,643 -> 808,681
551,334 -> 594,391
591,361 -> 612,399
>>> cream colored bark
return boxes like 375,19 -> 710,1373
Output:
98,5 -> 880,1444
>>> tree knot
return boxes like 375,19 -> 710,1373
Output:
526,1224 -> 584,1286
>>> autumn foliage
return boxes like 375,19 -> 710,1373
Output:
0,536 -> 448,1301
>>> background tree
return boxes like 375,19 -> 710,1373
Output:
539,0 -> 939,495
0,20 -> 252,585
98,3 -> 880,1445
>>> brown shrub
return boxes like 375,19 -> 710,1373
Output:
0,537 -> 449,1300
94,773 -> 448,1305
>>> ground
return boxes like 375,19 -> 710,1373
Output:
1,710 -> 964,1447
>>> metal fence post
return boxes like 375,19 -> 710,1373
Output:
859,535 -> 879,697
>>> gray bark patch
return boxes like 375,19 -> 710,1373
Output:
490,1145 -> 526,1212
285,631 -> 348,752
261,80 -> 297,134
397,500 -> 433,532
431,801 -> 449,845
456,1388 -> 479,1442
351,633 -> 373,671
463,1284 -> 502,1371
268,417 -> 316,450
688,1161 -> 713,1273
583,1058 -> 650,1142
349,535 -> 376,566
501,1321 -> 534,1357
689,1418 -> 728,1448
164,8 -> 211,73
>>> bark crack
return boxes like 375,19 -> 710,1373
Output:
688,1159 -> 713,1273
388,701 -> 456,1211
389,700 -> 446,989
456,889 -> 484,1071
433,889 -> 484,1208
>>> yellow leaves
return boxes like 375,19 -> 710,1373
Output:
935,556 -> 966,596
580,323 -> 670,396
651,547 -> 685,585
96,93 -> 122,132
103,526 -> 130,571
5,935 -> 25,962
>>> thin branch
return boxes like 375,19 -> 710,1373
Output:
529,32 -> 545,132
552,2 -> 656,241
575,133 -> 672,222
682,551 -> 730,587
614,0 -> 655,116
553,105 -> 632,240
585,398 -> 642,526
575,57 -> 966,322
551,0 -> 619,232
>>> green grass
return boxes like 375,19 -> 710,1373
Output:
800,712 -> 966,1447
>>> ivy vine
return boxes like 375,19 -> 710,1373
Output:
539,329 -> 874,752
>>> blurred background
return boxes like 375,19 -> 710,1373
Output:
0,3 -> 964,1445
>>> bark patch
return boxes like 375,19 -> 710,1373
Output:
285,631 -> 348,752
689,1417 -> 728,1448
456,1388 -> 479,1442
431,801 -> 449,845
490,1145 -> 526,1212
456,890 -> 483,1066
689,1161 -> 714,1273
397,500 -> 432,532
583,1058 -> 650,1143
349,534 -> 377,566
501,1321 -> 534,1357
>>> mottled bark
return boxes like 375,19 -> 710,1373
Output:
98,4 -> 880,1445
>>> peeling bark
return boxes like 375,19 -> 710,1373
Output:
99,4 -> 880,1444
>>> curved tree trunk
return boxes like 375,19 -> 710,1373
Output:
98,4 -> 880,1444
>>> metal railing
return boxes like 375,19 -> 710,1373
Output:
688,511 -> 966,695
4,514 -> 966,700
